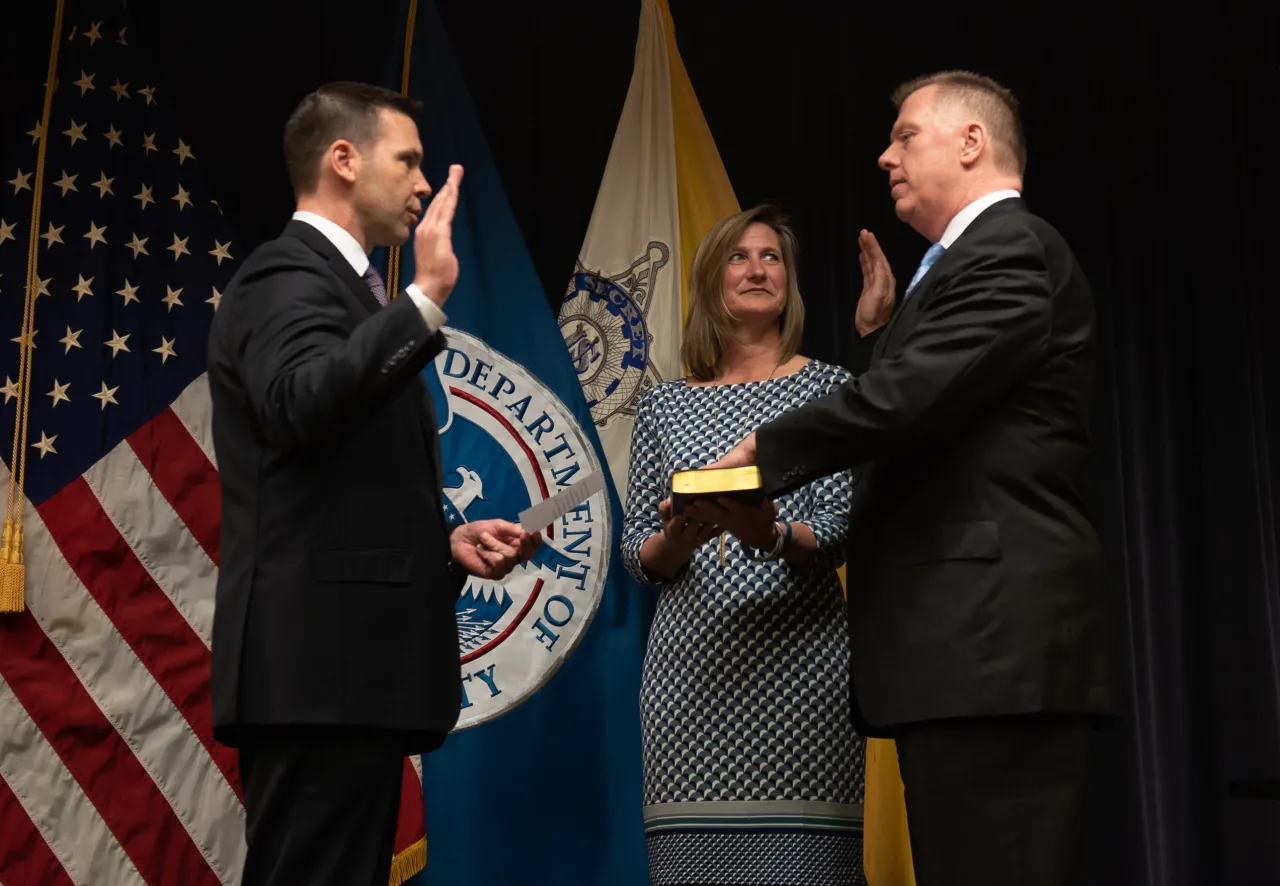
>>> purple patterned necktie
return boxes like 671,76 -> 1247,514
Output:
363,264 -> 388,307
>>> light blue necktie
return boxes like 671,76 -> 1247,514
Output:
903,242 -> 945,302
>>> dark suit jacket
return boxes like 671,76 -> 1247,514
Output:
207,220 -> 462,753
756,198 -> 1112,737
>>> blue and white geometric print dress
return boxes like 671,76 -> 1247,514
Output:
621,359 -> 868,886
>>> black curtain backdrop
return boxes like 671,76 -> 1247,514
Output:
3,1 -> 1277,883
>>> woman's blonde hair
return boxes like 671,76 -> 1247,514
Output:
681,205 -> 805,382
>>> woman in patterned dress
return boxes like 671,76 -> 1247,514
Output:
621,205 -> 868,886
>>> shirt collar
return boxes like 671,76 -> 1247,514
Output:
938,189 -> 1021,248
291,210 -> 370,276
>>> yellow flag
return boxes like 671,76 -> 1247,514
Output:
661,0 -> 738,320
863,738 -> 917,885
838,565 -> 917,886
559,0 -> 739,500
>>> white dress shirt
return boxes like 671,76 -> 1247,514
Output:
292,210 -> 447,333
938,189 -> 1022,248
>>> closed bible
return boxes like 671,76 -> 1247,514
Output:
670,466 -> 764,514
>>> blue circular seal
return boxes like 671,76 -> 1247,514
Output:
425,329 -> 611,730
559,271 -> 652,427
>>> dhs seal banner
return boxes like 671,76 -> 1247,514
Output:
376,1 -> 650,878
427,328 -> 610,729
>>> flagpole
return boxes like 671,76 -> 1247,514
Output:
385,0 -> 419,302
385,6 -> 429,879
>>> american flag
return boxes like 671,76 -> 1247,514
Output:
0,4 -> 426,884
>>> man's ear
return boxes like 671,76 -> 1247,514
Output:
327,139 -> 360,184
958,121 -> 989,169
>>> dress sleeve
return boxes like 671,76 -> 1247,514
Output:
792,366 -> 855,572
620,387 -> 668,586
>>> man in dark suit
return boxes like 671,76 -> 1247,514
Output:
207,81 -> 540,886
696,71 -> 1111,885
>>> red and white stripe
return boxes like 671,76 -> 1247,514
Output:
0,375 -> 425,886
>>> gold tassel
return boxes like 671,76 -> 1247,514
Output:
0,521 -> 24,613
387,836 -> 427,886
0,0 -> 63,617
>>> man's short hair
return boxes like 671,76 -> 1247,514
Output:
892,71 -> 1027,175
282,81 -> 423,196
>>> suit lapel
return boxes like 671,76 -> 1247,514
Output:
873,291 -> 917,361
284,220 -> 383,316
877,271 -> 941,358
873,198 -> 1029,361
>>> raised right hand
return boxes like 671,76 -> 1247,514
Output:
855,229 -> 895,336
413,164 -> 464,307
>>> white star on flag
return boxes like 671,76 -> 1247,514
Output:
11,329 -> 37,349
53,170 -> 79,196
153,337 -> 178,364
83,221 -> 108,248
72,275 -> 95,301
41,223 -> 65,247
64,120 -> 88,145
91,382 -> 120,410
48,380 -> 71,407
116,280 -> 139,306
104,330 -> 130,356
59,327 -> 83,353
9,170 -> 33,193
32,431 -> 58,459
167,234 -> 190,260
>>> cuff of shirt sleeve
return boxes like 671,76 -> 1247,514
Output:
404,283 -> 448,334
